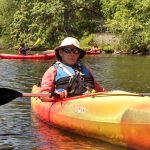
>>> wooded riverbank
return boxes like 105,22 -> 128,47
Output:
1,1 -> 150,55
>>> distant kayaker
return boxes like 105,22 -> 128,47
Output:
90,44 -> 101,53
40,37 -> 105,101
18,43 -> 29,55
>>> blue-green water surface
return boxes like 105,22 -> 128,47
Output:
0,54 -> 150,150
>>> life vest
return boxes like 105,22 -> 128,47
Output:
53,61 -> 94,97
20,47 -> 28,55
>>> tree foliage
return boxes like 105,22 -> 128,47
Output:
0,0 -> 19,35
101,0 -> 150,50
9,0 -> 103,48
1,0 -> 150,51
0,0 -> 21,47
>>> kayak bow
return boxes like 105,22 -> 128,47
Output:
31,85 -> 150,150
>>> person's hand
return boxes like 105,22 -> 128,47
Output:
34,96 -> 51,102
40,96 -> 54,102
55,90 -> 67,98
37,91 -> 53,102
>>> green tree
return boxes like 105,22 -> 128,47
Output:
10,0 -> 103,48
101,0 -> 150,51
0,0 -> 20,46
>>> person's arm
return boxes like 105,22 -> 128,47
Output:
18,47 -> 21,54
94,81 -> 106,92
84,64 -> 106,92
40,66 -> 56,101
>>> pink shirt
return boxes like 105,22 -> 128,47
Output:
40,66 -> 57,93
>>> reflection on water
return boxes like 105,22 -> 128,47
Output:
84,55 -> 150,93
0,98 -> 32,149
0,59 -> 53,91
0,55 -> 150,149
0,59 -> 51,149
31,115 -> 127,150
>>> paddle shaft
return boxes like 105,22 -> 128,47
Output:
19,91 -> 150,98
1,87 -> 150,106
90,91 -> 150,97
23,93 -> 51,97
30,38 -> 41,49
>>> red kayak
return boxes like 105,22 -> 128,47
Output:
0,53 -> 55,59
86,50 -> 101,55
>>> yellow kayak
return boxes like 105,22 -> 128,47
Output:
31,85 -> 150,149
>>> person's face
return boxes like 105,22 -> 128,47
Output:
59,45 -> 80,65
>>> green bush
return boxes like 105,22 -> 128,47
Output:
80,34 -> 96,48
0,36 -> 11,49
101,0 -> 150,51
102,45 -> 114,53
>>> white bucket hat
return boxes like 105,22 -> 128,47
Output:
55,37 -> 86,60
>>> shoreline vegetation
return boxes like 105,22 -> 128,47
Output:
0,33 -> 149,56
0,47 -> 149,56
0,1 -> 150,55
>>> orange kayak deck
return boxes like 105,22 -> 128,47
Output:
31,85 -> 150,149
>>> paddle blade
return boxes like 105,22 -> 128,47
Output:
0,88 -> 22,105
33,38 -> 41,47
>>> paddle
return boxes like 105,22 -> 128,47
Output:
0,87 -> 55,106
1,87 -> 150,106
29,38 -> 41,51
26,38 -> 41,55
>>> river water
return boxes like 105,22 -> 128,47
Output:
0,54 -> 150,150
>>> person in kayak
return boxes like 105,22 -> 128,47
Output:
40,37 -> 105,101
90,43 -> 102,53
18,43 -> 30,55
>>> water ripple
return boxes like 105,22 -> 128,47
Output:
1,56 -> 150,149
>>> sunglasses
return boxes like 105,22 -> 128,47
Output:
62,47 -> 80,54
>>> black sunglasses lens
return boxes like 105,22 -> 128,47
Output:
62,48 -> 79,54
63,48 -> 72,53
72,49 -> 79,54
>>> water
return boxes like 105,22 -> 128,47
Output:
0,54 -> 150,149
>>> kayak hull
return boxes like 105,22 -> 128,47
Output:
86,51 -> 101,55
31,85 -> 150,149
0,53 -> 55,59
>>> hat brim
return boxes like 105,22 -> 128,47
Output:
55,45 -> 86,60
